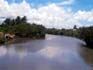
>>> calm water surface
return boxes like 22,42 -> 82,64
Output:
0,34 -> 93,70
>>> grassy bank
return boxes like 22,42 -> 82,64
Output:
0,16 -> 46,44
46,26 -> 93,49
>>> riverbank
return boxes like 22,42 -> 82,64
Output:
0,16 -> 93,48
0,36 -> 45,46
0,16 -> 46,45
46,26 -> 93,49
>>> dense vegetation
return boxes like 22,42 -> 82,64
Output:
46,25 -> 79,37
0,16 -> 93,49
78,26 -> 93,48
46,25 -> 93,49
0,16 -> 46,39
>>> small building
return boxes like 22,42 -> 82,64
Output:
5,33 -> 15,40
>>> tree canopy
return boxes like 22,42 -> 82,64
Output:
0,16 -> 46,38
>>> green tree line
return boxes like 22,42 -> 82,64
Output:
0,16 -> 46,39
0,16 -> 93,48
46,25 -> 93,49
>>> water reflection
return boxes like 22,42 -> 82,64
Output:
79,47 -> 93,69
0,46 -> 7,56
38,47 -> 61,58
0,34 -> 92,70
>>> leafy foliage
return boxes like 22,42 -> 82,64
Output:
0,16 -> 46,39
46,25 -> 93,48
78,26 -> 93,48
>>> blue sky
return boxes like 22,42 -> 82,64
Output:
6,0 -> 93,11
72,0 -> 93,11
0,0 -> 93,28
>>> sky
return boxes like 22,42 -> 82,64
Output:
0,0 -> 93,29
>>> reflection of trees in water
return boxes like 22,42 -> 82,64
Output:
8,44 -> 27,59
14,44 -> 28,59
15,44 -> 25,52
79,47 -> 93,68
4,43 -> 27,59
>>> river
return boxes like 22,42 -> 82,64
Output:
0,34 -> 93,70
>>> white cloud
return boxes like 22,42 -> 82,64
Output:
0,0 -> 10,17
73,10 -> 93,26
10,0 -> 31,17
57,0 -> 74,5
74,10 -> 93,22
0,0 -> 93,29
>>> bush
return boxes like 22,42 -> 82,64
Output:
0,16 -> 46,39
